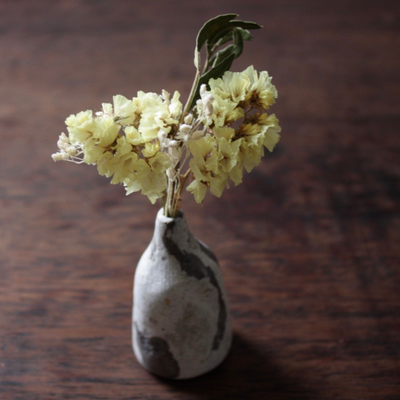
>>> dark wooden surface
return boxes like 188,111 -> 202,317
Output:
1,1 -> 399,399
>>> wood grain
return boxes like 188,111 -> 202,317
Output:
1,1 -> 399,399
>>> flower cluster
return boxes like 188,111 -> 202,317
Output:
52,15 -> 281,217
53,91 -> 182,204
52,66 -> 281,211
186,66 -> 281,203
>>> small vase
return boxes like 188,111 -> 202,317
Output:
132,208 -> 232,379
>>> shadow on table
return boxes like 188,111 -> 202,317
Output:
157,332 -> 314,400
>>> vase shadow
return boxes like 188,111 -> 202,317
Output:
156,332 -> 314,400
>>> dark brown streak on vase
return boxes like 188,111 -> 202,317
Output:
135,323 -> 180,379
163,220 -> 227,351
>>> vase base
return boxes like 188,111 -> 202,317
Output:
133,324 -> 232,379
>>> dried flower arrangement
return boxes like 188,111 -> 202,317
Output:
52,14 -> 281,217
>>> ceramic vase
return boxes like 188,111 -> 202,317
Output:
132,208 -> 232,379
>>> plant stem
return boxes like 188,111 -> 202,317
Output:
180,69 -> 200,124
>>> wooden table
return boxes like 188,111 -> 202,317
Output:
1,1 -> 399,399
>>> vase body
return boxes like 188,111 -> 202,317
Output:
132,208 -> 232,379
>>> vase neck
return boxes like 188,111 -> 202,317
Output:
152,208 -> 193,250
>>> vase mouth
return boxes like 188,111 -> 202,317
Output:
157,208 -> 184,223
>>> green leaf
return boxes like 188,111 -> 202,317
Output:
201,53 -> 235,84
209,44 -> 236,68
237,27 -> 254,41
194,14 -> 261,70
232,28 -> 244,58
208,28 -> 244,69
196,14 -> 238,52
206,27 -> 235,51
209,31 -> 235,51
229,20 -> 262,30
206,19 -> 261,52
